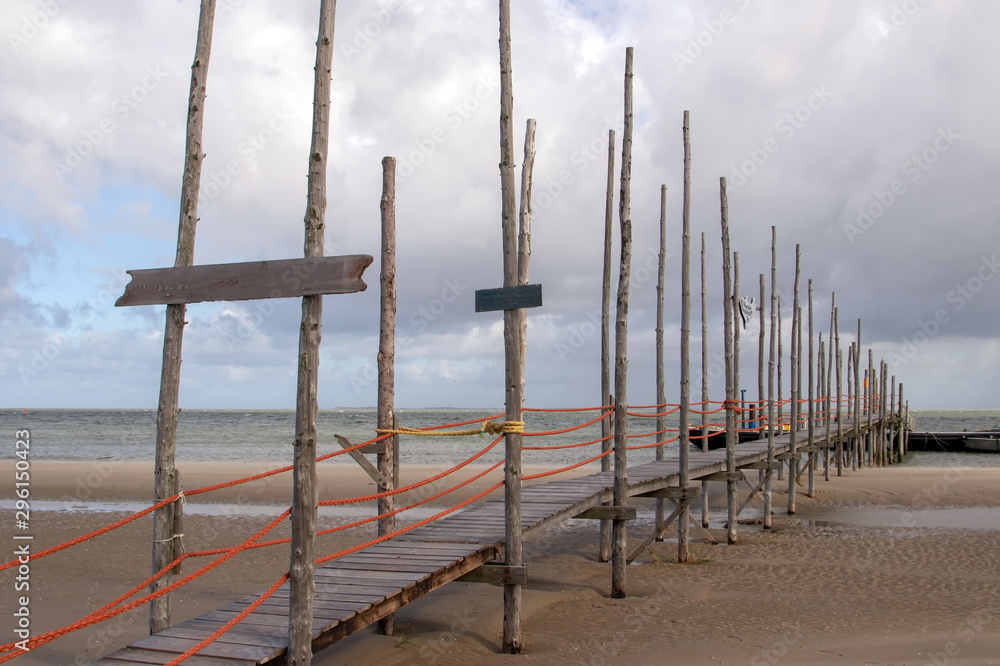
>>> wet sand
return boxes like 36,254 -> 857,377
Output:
2,462 -> 999,665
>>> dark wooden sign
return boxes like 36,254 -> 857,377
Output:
115,255 -> 374,307
475,284 -> 542,313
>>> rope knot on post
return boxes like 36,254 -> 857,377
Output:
481,420 -> 525,435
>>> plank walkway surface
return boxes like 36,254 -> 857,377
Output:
99,417 -> 883,664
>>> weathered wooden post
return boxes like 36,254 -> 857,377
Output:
611,45 -> 634,598
867,349 -> 875,467
825,293 -> 836,478
599,129 -> 615,563
733,253 -> 741,435
834,307 -> 843,476
787,245 -> 801,515
719,177 -> 738,544
678,113 -> 692,562
655,184 -> 668,540
699,210 -> 710,529
376,156 -> 397,637
764,226 -> 777,530
149,0 -> 216,634
897,382 -> 906,458
289,3 -> 338,662
806,280 -> 815,497
758,274 -> 766,442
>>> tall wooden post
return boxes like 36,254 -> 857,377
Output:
897,382 -> 906,458
787,245 -> 801,515
289,3 -> 337,663
719,177 -> 737,545
599,129 -> 615,562
678,112 -> 692,563
867,349 -> 875,467
834,307 -> 843,476
758,274 -> 766,440
733,253 -> 741,434
376,156 -> 397,637
847,343 -> 855,469
611,45 -> 634,599
151,0 -> 216,634
764,226 -> 777,529
498,0 -> 526,652
889,372 -> 896,463
806,280 -> 815,498
655,184 -> 668,540
699,231 -> 710,528
825,293 -> 836,478
854,321 -> 862,469
777,296 -> 784,429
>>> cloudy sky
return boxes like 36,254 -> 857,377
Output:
2,0 -> 998,410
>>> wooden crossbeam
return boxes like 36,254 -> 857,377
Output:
456,564 -> 527,586
115,255 -> 373,307
334,435 -> 389,488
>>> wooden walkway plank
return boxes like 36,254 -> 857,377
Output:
103,417 -> 882,664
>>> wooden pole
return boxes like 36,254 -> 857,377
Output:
898,382 -> 906,458
655,184 -> 668,541
375,156 -> 397,637
834,307 -> 843,476
498,0 -> 526,652
847,342 -> 856,469
758,273 -> 766,440
807,280 -> 815,498
777,296 -> 784,427
854,321 -> 862,469
518,118 -> 537,369
889,372 -> 896,463
733,252 -> 741,435
700,231 -> 710,528
764,226 -> 777,529
151,0 -> 216,635
867,349 -> 874,467
787,245 -> 801,515
825,293 -> 835,477
678,113 -> 692,563
599,129 -> 615,563
289,2 -> 337,663
719,176 -> 737,545
611,46 -> 634,598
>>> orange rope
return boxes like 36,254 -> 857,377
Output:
525,434 -> 613,451
522,410 -> 613,437
165,573 -> 290,665
523,449 -> 613,480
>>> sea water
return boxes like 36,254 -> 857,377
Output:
1,408 -> 998,467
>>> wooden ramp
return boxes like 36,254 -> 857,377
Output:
99,419 -> 880,664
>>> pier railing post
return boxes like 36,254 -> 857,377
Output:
719,176 -> 738,544
151,0 -> 216,635
599,129 -> 615,563
787,246 -> 801,515
611,45 -> 634,598
376,156 -> 397,637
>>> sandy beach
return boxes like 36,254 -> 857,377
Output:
2,461 -> 1000,665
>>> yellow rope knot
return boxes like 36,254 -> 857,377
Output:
481,420 -> 525,435
375,420 -> 525,437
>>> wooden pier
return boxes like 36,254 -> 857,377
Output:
98,413 -> 898,665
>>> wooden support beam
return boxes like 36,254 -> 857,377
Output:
333,436 -> 391,501
636,486 -> 701,501
116,255 -> 373,307
457,564 -> 527,586
575,505 -> 637,521
627,504 -> 683,564
740,461 -> 782,471
702,471 -> 744,482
